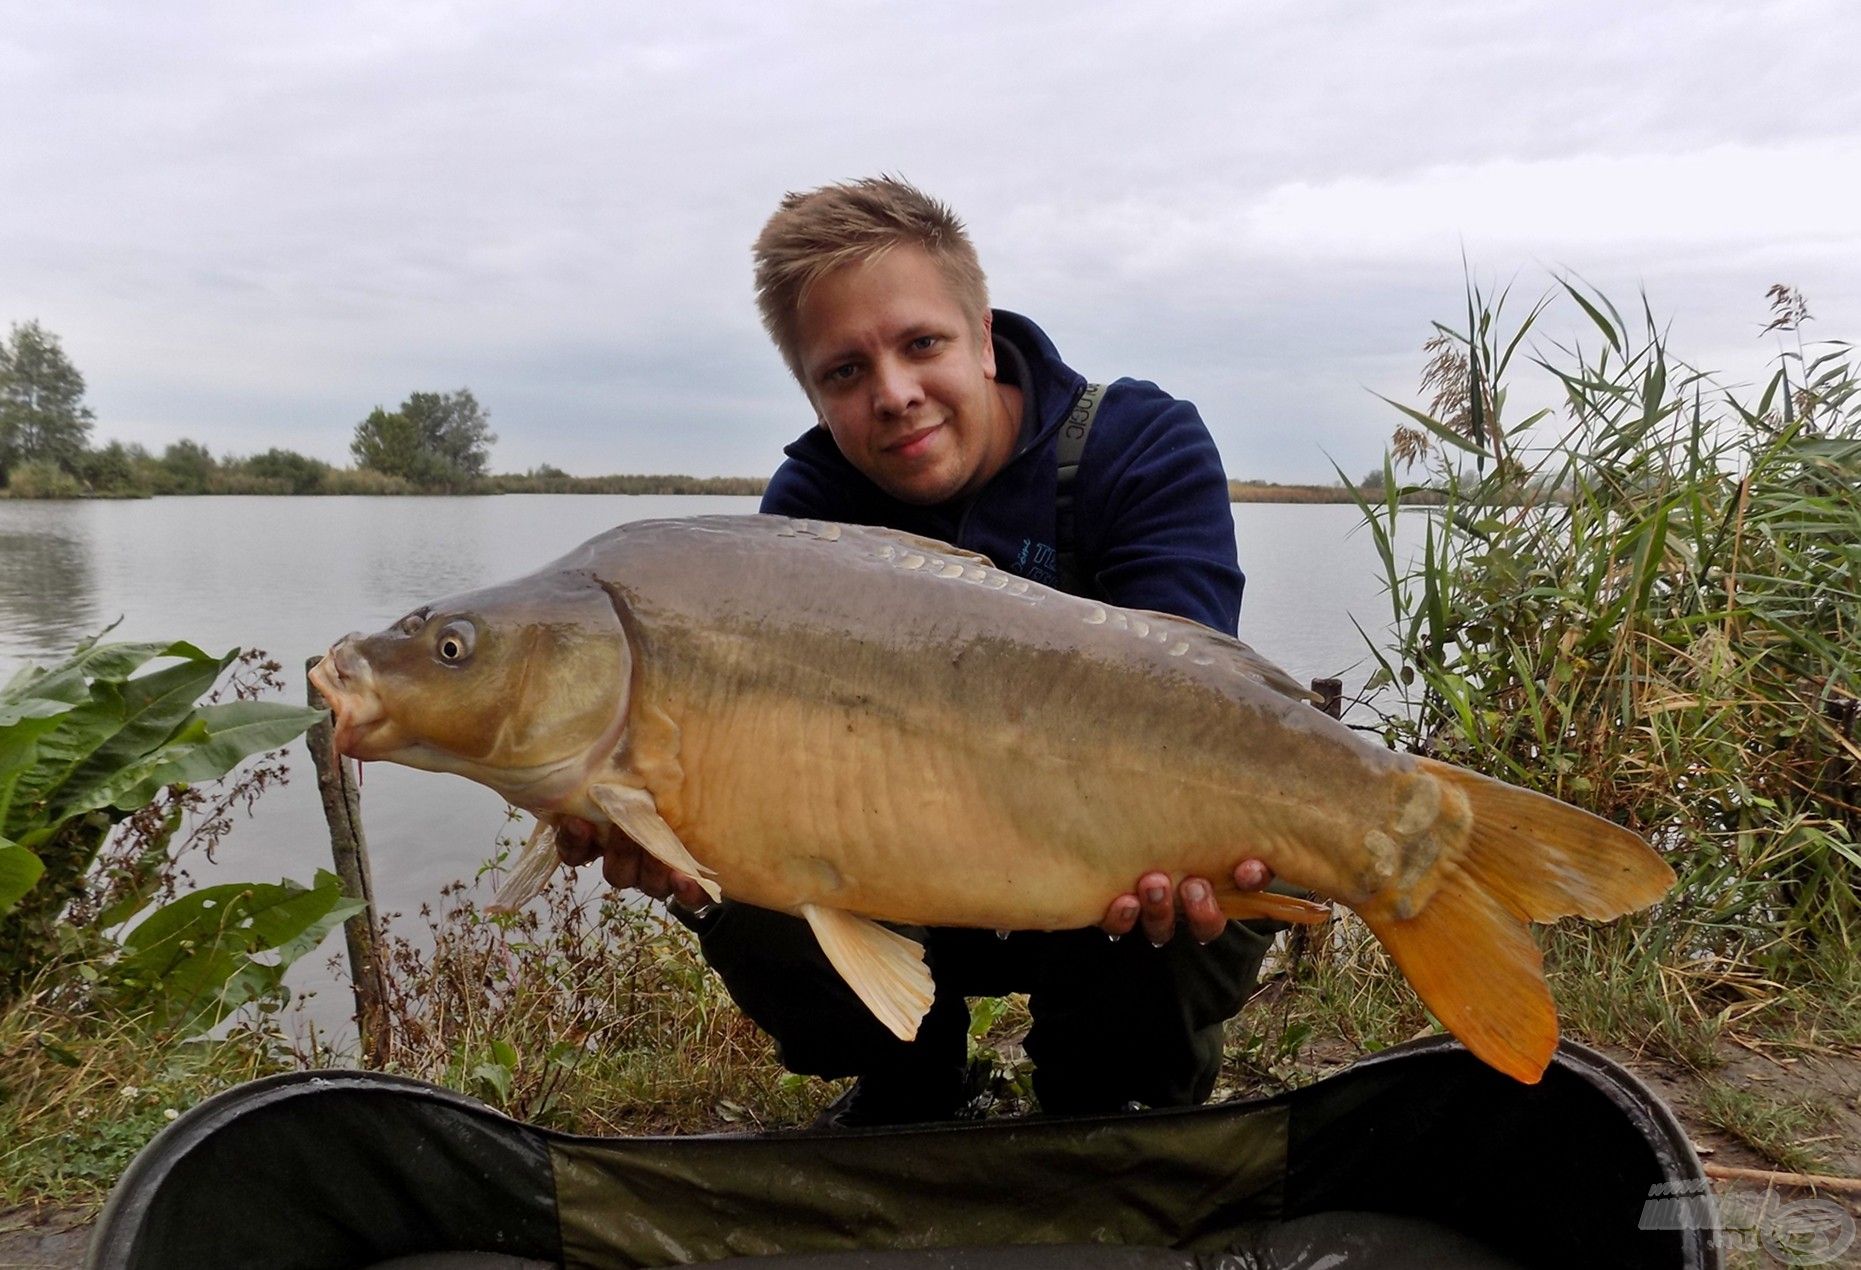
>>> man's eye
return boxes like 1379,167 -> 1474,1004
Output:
824,363 -> 859,384
910,335 -> 939,352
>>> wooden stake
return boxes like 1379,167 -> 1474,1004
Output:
306,655 -> 388,1067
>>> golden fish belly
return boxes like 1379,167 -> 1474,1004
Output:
633,611 -> 1413,930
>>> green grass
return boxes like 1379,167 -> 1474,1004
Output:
0,984 -> 308,1205
1696,1080 -> 1835,1174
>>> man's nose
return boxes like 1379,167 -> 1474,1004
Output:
871,356 -> 922,417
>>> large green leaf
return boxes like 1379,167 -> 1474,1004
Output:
0,840 -> 45,913
5,649 -> 241,837
93,700 -> 325,811
114,870 -> 365,1032
0,639 -> 215,709
0,696 -> 76,731
0,709 -> 70,833
49,652 -> 236,817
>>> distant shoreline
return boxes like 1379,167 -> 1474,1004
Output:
2,476 -> 1416,504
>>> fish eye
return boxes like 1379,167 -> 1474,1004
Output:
434,620 -> 476,665
395,608 -> 430,636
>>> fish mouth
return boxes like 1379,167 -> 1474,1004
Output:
309,639 -> 391,759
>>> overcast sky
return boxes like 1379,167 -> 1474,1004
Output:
4,1 -> 1858,483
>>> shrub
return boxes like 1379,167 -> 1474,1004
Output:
3,460 -> 84,499
322,466 -> 417,495
1,636 -> 343,1012
1353,280 -> 1859,984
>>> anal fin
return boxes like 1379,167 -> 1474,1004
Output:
589,783 -> 723,903
802,904 -> 935,1042
1218,889 -> 1332,925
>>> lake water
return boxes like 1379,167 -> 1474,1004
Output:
0,495 -> 1409,1035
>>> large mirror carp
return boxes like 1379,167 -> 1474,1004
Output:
310,515 -> 1673,1084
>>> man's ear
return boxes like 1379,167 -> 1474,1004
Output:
979,311 -> 997,380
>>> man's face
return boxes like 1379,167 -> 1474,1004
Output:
793,245 -> 1018,506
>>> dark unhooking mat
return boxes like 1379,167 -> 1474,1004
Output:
85,1037 -> 1721,1270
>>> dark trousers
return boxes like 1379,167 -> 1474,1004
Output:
683,902 -> 1271,1115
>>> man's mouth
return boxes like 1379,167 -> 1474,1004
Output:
886,423 -> 943,460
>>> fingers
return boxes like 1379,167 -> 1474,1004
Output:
1111,864 -> 1265,946
599,841 -> 641,892
1178,877 -> 1227,943
1231,858 -> 1275,891
1099,895 -> 1140,936
636,852 -> 675,901
575,830 -> 695,905
1137,871 -> 1175,946
555,817 -> 601,866
1109,871 -> 1232,946
668,874 -> 712,910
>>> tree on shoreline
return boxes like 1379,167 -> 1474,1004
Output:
352,388 -> 496,487
0,321 -> 95,485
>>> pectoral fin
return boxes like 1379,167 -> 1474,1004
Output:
489,819 -> 561,914
801,904 -> 935,1042
589,783 -> 723,903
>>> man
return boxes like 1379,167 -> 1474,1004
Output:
565,177 -> 1277,1124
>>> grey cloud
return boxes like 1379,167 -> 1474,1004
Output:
2,1 -> 1858,485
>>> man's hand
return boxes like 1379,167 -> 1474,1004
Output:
1100,860 -> 1274,945
556,816 -> 712,909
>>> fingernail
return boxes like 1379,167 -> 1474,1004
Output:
1185,881 -> 1207,903
1143,886 -> 1166,904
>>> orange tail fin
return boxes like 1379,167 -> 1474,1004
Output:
1362,759 -> 1674,1084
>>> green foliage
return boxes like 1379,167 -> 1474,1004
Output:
71,441 -> 144,497
0,638 -> 351,1205
1352,279 -> 1860,981
352,388 -> 496,488
0,632 -> 332,1014
1,988 -> 314,1205
0,437 -> 349,499
109,869 -> 362,1032
1697,1079 -> 1834,1174
350,407 -> 429,481
371,850 -> 820,1133
487,470 -> 766,496
487,469 -> 767,496
237,447 -> 329,495
1,460 -> 84,499
158,439 -> 217,494
0,321 -> 95,484
322,465 -> 415,495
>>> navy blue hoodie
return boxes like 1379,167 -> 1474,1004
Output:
760,310 -> 1244,636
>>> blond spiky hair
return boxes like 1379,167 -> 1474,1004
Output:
753,176 -> 990,382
